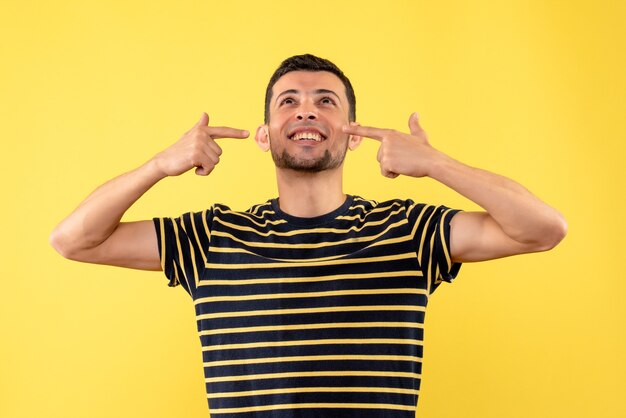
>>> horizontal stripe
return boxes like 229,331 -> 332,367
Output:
207,385 -> 419,399
214,207 -> 405,238
196,270 -> 422,288
197,305 -> 426,321
248,205 -> 274,216
206,370 -> 422,383
206,234 -> 413,263
204,354 -> 422,368
349,202 -> 373,211
209,402 -> 417,414
202,338 -> 423,352
213,206 -> 287,227
205,252 -> 415,270
199,321 -> 423,337
210,218 -> 408,249
196,288 -> 426,304
335,201 -> 403,221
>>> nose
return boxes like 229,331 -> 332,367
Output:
296,109 -> 317,121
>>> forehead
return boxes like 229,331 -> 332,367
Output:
272,71 -> 346,101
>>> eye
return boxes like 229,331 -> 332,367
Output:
320,97 -> 335,105
280,97 -> 295,105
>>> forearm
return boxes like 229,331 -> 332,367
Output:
429,152 -> 567,245
343,113 -> 567,254
50,158 -> 166,255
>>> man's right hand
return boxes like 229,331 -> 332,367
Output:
50,112 -> 249,271
152,113 -> 249,177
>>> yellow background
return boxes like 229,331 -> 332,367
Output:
1,1 -> 624,417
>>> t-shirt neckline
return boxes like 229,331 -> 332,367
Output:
270,194 -> 354,227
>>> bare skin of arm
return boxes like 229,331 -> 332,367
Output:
342,113 -> 568,263
49,113 -> 249,270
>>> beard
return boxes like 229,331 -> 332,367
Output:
270,140 -> 348,173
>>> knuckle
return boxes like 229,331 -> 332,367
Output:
195,127 -> 209,138
191,132 -> 203,143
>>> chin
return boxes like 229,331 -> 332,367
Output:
272,149 -> 345,172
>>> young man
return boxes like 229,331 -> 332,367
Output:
50,54 -> 567,417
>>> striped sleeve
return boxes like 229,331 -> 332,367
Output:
152,209 -> 213,297
406,202 -> 462,295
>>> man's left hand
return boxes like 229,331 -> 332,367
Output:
342,112 -> 443,179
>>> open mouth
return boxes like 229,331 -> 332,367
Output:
288,128 -> 327,142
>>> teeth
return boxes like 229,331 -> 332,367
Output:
291,132 -> 323,142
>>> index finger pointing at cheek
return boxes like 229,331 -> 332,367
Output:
208,126 -> 250,139
342,125 -> 384,141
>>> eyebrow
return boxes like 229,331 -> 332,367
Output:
275,89 -> 341,104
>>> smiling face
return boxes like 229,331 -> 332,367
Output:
256,71 -> 361,173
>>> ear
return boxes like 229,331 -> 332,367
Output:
254,125 -> 271,152
347,121 -> 363,151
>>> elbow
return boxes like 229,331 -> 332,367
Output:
535,214 -> 568,252
49,227 -> 79,260
50,226 -> 103,262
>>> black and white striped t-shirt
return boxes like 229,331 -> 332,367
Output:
153,195 -> 462,417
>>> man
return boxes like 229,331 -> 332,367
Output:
50,54 -> 567,417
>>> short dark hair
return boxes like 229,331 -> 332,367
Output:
264,54 -> 356,123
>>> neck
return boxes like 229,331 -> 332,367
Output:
275,166 -> 346,218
